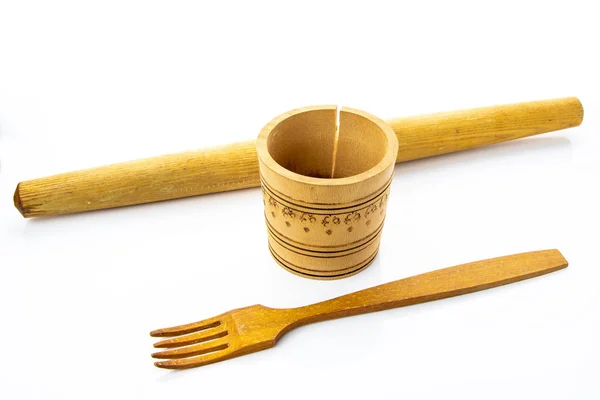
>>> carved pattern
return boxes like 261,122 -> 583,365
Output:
282,207 -> 296,219
268,197 -> 278,209
262,188 -> 389,235
300,213 -> 316,223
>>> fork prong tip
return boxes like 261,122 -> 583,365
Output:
154,361 -> 179,370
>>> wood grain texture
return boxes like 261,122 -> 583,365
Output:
15,140 -> 259,217
150,249 -> 568,369
14,97 -> 583,217
390,97 -> 583,162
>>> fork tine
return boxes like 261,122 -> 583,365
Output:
153,329 -> 228,348
151,337 -> 229,359
150,317 -> 221,338
154,348 -> 234,370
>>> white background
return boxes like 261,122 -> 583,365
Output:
1,1 -> 599,399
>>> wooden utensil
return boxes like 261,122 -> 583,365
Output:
15,97 -> 583,218
150,249 -> 567,370
256,105 -> 398,279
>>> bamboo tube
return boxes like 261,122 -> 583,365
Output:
14,97 -> 583,218
256,106 -> 399,279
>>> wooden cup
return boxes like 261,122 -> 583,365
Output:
256,106 -> 398,279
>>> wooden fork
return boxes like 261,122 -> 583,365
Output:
151,249 -> 567,370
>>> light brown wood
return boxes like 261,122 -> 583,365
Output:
15,141 -> 260,217
256,106 -> 398,279
150,249 -> 568,369
14,97 -> 583,218
390,97 -> 583,162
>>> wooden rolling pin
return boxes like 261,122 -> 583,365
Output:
14,97 -> 583,218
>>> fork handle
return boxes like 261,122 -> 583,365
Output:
292,250 -> 567,325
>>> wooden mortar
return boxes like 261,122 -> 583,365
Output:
256,106 -> 398,279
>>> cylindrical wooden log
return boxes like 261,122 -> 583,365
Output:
15,141 -> 261,217
389,97 -> 583,162
14,97 -> 583,218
